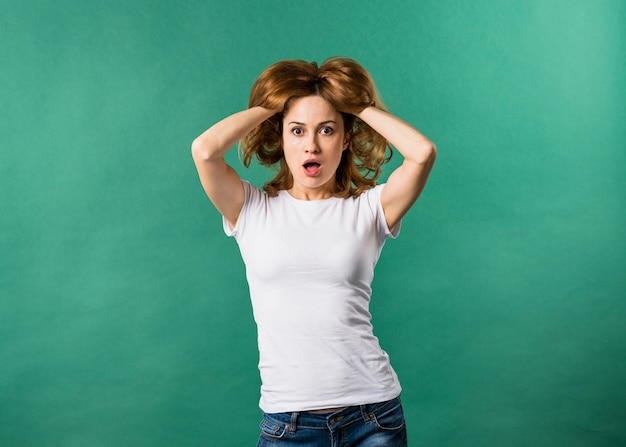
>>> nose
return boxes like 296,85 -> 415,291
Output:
305,134 -> 320,153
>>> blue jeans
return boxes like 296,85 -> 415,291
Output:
256,396 -> 408,447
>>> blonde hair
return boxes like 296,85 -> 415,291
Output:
241,57 -> 392,197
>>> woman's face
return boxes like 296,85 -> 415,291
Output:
282,95 -> 349,200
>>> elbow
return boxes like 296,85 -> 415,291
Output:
191,136 -> 216,162
415,141 -> 437,165
191,137 -> 204,159
427,142 -> 437,163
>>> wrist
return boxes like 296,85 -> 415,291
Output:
258,105 -> 282,116
355,104 -> 376,119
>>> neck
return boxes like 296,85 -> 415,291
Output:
287,185 -> 333,201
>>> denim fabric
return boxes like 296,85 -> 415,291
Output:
256,396 -> 407,447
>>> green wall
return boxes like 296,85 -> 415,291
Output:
2,0 -> 625,445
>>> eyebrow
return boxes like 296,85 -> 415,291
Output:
287,120 -> 337,126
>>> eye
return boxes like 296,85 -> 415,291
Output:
291,127 -> 304,136
319,126 -> 334,135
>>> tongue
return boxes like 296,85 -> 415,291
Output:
304,163 -> 321,176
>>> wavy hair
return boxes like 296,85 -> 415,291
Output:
240,57 -> 392,197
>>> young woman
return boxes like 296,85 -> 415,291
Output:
192,57 -> 436,447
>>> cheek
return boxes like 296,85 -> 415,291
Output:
281,144 -> 300,171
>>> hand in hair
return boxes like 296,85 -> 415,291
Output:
259,92 -> 288,114
318,72 -> 375,115
316,57 -> 379,115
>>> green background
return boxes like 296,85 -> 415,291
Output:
2,0 -> 625,445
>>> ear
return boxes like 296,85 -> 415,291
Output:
342,130 -> 351,150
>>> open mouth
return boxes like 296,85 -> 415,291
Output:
303,160 -> 321,176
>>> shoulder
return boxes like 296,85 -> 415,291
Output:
357,184 -> 401,238
355,184 -> 385,211
240,180 -> 267,205
224,180 -> 268,236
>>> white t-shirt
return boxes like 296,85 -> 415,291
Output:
223,180 -> 402,413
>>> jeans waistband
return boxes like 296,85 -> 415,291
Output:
263,396 -> 402,431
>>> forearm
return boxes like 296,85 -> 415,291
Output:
191,106 -> 279,162
356,106 -> 436,165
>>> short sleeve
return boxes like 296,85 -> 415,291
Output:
222,180 -> 264,238
366,184 -> 401,239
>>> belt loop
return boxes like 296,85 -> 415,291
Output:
360,405 -> 371,423
288,412 -> 299,434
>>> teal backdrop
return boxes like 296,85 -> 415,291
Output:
2,0 -> 625,445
